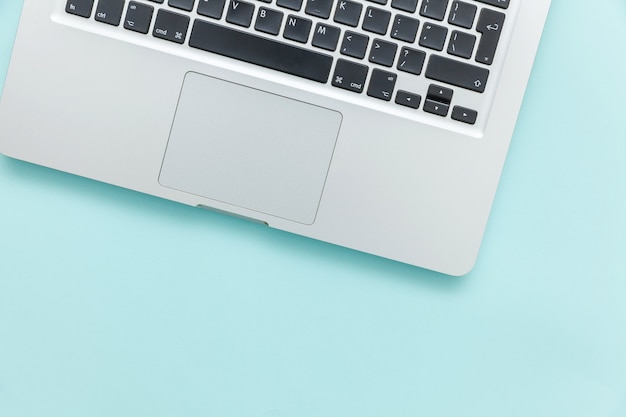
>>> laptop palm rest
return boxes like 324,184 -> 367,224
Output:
159,72 -> 342,225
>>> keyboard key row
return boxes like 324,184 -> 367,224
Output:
65,0 -> 499,125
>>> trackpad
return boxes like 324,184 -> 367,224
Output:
159,72 -> 342,225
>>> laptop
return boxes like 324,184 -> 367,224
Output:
0,0 -> 551,275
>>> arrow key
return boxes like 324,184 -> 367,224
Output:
395,90 -> 422,109
423,99 -> 449,117
451,105 -> 478,124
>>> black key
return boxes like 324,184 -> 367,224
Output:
153,9 -> 190,43
423,99 -> 449,116
369,39 -> 398,67
475,8 -> 505,65
189,20 -> 333,83
305,0 -> 334,19
419,0 -> 449,21
148,0 -> 164,2
367,69 -> 397,101
390,14 -> 419,43
340,31 -> 369,59
226,0 -> 255,27
276,0 -> 303,11
427,84 -> 453,103
448,1 -> 477,29
447,30 -> 476,59
474,0 -> 509,9
66,0 -> 94,18
397,46 -> 425,75
368,0 -> 387,4
255,7 -> 283,35
425,54 -> 489,92
419,23 -> 448,51
284,15 -> 312,43
169,0 -> 195,11
197,0 -> 226,19
331,59 -> 368,93
95,0 -> 125,26
312,23 -> 341,51
395,90 -> 421,109
391,0 -> 417,13
124,1 -> 154,34
362,7 -> 391,35
452,106 -> 478,124
334,0 -> 362,27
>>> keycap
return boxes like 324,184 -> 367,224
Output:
397,47 -> 426,75
226,0 -> 255,27
367,69 -> 397,101
448,1 -> 477,29
475,8 -> 505,65
340,31 -> 369,59
423,99 -> 449,116
255,7 -> 284,35
369,39 -> 398,67
332,59 -> 368,93
419,0 -> 449,21
169,0 -> 195,11
277,0 -> 303,11
124,1 -> 154,34
362,6 -> 391,35
391,15 -> 419,43
284,15 -> 313,43
312,23 -> 341,51
447,30 -> 476,59
66,0 -> 94,18
189,20 -> 333,83
474,0 -> 509,9
425,55 -> 489,92
395,90 -> 421,108
153,9 -> 190,43
333,0 -> 362,27
95,0 -> 125,25
419,23 -> 448,51
427,84 -> 453,103
305,0 -> 334,19
451,106 -> 478,124
391,0 -> 418,13
197,0 -> 226,19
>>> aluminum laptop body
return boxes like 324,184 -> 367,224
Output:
0,0 -> 552,275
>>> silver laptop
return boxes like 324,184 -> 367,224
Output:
0,0 -> 551,275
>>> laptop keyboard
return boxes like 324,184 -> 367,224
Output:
63,0 -> 514,129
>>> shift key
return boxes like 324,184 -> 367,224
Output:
425,55 -> 489,93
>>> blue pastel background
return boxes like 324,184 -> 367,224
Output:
1,1 -> 625,416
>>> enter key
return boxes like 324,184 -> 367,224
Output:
475,8 -> 505,65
